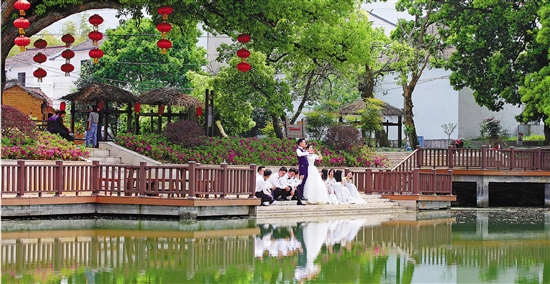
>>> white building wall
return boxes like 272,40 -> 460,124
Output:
6,49 -> 91,109
375,68 -> 459,140
458,88 -> 524,139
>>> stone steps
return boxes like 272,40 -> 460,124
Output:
255,194 -> 407,219
84,144 -> 124,164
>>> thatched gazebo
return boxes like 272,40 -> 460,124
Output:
339,99 -> 404,147
137,87 -> 203,134
61,82 -> 139,141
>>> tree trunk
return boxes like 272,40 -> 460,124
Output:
271,113 -> 284,139
2,0 -> 122,89
544,122 -> 550,146
360,66 -> 390,147
403,84 -> 418,148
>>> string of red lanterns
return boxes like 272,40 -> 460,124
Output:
236,33 -> 251,72
13,0 -> 31,51
59,34 -> 75,77
33,39 -> 48,82
88,14 -> 104,64
61,49 -> 75,76
156,5 -> 173,54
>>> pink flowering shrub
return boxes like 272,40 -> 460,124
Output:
115,133 -> 389,167
1,131 -> 90,161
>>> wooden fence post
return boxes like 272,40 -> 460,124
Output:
138,162 -> 146,197
16,160 -> 25,197
416,145 -> 423,169
481,145 -> 487,170
249,164 -> 257,198
365,168 -> 372,194
220,162 -> 228,198
510,146 -> 515,170
412,169 -> 419,195
535,147 -> 542,170
431,169 -> 437,195
447,169 -> 453,195
55,160 -> 64,196
448,145 -> 454,170
188,161 -> 196,198
91,161 -> 100,196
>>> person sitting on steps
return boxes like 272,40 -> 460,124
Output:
256,169 -> 275,206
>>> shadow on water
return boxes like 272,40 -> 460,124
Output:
2,209 -> 549,283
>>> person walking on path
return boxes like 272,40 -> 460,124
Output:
85,105 -> 99,148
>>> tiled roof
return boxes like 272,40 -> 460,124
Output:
5,36 -> 105,66
4,80 -> 54,107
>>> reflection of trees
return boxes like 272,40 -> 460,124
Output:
3,215 -> 550,283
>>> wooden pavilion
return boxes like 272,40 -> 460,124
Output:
61,82 -> 139,141
137,87 -> 203,134
339,100 -> 404,148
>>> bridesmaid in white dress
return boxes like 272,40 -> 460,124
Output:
321,169 -> 340,204
342,170 -> 367,204
302,145 -> 331,204
326,169 -> 354,204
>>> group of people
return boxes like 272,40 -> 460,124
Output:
255,138 -> 366,206
46,105 -> 100,148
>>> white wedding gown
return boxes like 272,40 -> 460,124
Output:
303,154 -> 330,204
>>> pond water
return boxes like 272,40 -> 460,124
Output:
2,209 -> 549,283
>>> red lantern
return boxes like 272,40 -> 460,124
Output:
14,0 -> 30,16
196,106 -> 203,117
134,102 -> 141,113
88,31 -> 103,46
89,48 -> 104,64
14,17 -> 30,35
89,14 -> 104,27
156,22 -> 172,38
236,62 -> 251,72
33,68 -> 47,82
61,34 -> 75,47
237,34 -> 250,43
98,101 -> 105,110
236,48 -> 251,59
14,35 -> 30,52
60,102 -> 66,111
33,53 -> 47,64
61,63 -> 74,76
157,5 -> 173,20
61,49 -> 75,60
33,39 -> 47,49
158,104 -> 165,116
157,39 -> 172,54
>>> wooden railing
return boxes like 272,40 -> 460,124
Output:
1,161 -> 257,198
357,169 -> 453,195
393,146 -> 550,171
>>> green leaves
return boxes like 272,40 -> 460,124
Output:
79,18 -> 207,93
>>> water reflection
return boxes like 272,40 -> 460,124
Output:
2,209 -> 549,283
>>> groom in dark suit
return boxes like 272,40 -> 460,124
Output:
295,138 -> 308,205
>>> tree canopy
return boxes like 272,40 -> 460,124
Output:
77,18 -> 207,93
439,0 -> 550,143
2,0 -> 356,88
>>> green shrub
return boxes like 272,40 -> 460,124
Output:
163,120 -> 207,147
324,125 -> 363,151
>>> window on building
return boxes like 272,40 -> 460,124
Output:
18,72 -> 26,85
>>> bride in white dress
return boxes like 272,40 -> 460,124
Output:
302,145 -> 331,204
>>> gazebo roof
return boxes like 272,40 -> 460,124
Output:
60,83 -> 138,103
138,87 -> 202,107
338,100 -> 403,117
